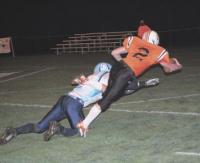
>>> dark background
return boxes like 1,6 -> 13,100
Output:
0,0 -> 199,54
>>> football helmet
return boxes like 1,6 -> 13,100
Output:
142,30 -> 159,45
93,62 -> 112,73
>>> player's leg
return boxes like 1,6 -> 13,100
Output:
44,121 -> 79,141
60,96 -> 85,137
105,61 -> 124,90
99,68 -> 134,111
35,96 -> 67,133
0,127 -> 17,145
61,96 -> 84,129
44,96 -> 84,141
0,96 -> 66,145
123,77 -> 159,95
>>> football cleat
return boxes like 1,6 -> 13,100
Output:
43,121 -> 60,141
0,127 -> 17,145
76,122 -> 88,138
145,78 -> 159,87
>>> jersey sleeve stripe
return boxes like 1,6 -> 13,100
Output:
127,36 -> 134,47
157,50 -> 167,62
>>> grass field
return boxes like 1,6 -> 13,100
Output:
0,47 -> 200,163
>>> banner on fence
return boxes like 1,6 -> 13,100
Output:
0,37 -> 11,53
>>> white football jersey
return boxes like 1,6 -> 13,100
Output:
68,72 -> 109,107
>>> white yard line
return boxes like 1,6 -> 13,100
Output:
0,72 -> 18,78
0,87 -> 68,95
109,109 -> 200,116
187,73 -> 200,77
0,93 -> 200,116
0,67 -> 55,84
113,93 -> 200,105
175,152 -> 200,156
0,72 -> 199,94
0,103 -> 50,108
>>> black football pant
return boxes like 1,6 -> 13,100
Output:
98,62 -> 137,112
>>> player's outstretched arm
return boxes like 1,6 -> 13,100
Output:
77,104 -> 102,138
160,58 -> 183,73
76,83 -> 107,137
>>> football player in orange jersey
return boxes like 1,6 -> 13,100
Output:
77,30 -> 182,137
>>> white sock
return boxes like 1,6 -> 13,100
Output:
83,104 -> 101,128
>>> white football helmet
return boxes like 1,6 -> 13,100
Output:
142,30 -> 159,45
94,62 -> 112,73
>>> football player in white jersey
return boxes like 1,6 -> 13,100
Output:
0,62 -> 159,144
0,63 -> 111,145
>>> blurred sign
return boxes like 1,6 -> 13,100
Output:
0,37 -> 11,53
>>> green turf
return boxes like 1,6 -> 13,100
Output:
0,48 -> 200,163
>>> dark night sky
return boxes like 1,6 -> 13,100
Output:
0,0 -> 199,53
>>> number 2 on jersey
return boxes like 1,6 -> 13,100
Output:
133,47 -> 149,61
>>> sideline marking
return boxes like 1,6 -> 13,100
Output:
175,152 -> 200,156
0,67 -> 54,83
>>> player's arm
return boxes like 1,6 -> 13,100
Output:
111,46 -> 128,61
101,84 -> 107,92
77,77 -> 108,137
71,74 -> 87,86
160,58 -> 182,73
158,51 -> 182,73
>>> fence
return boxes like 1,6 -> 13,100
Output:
50,30 -> 134,55
50,27 -> 200,55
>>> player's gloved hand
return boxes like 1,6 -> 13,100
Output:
170,58 -> 182,66
76,122 -> 88,138
71,74 -> 86,86
71,78 -> 81,86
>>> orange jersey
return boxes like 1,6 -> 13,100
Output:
123,36 -> 170,77
137,25 -> 151,38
